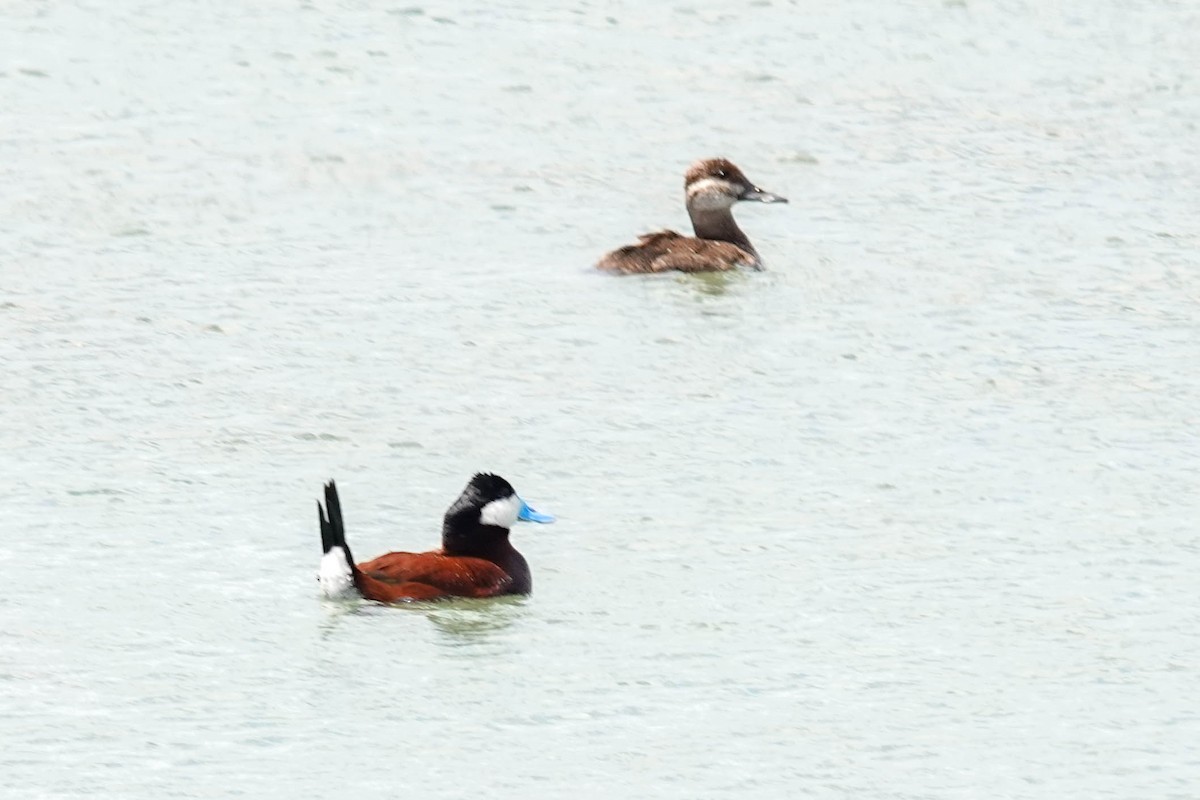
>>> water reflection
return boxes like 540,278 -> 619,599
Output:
315,595 -> 528,647
683,270 -> 740,297
424,596 -> 529,648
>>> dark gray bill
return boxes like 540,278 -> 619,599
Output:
741,187 -> 788,204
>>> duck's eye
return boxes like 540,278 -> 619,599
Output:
715,170 -> 727,178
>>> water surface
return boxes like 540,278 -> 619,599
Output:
2,1 -> 1198,797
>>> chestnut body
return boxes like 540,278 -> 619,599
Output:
317,474 -> 534,603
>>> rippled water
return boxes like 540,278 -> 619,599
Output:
2,1 -> 1198,797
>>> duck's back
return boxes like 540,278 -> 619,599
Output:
597,230 -> 757,274
357,550 -> 517,597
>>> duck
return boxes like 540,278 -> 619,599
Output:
316,473 -> 554,603
596,157 -> 787,274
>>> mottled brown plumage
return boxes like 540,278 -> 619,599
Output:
597,158 -> 787,275
597,230 -> 757,273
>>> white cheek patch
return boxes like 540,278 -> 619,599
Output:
686,178 -> 737,210
479,494 -> 521,529
318,546 -> 356,598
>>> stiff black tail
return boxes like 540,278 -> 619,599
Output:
318,480 -> 355,564
318,494 -> 334,555
317,480 -> 359,597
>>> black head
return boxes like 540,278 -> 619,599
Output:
442,472 -> 522,547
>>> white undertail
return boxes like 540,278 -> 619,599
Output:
318,546 -> 355,598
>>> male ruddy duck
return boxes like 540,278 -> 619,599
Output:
317,473 -> 553,603
597,157 -> 787,274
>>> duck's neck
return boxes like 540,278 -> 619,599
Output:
443,524 -> 531,592
443,523 -> 510,558
687,205 -> 756,256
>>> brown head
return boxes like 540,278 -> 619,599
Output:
683,158 -> 788,212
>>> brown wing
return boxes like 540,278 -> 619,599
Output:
356,551 -> 513,598
649,239 -> 756,273
596,230 -> 685,273
596,230 -> 756,273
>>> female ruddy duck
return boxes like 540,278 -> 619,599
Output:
597,157 -> 787,274
317,473 -> 553,603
